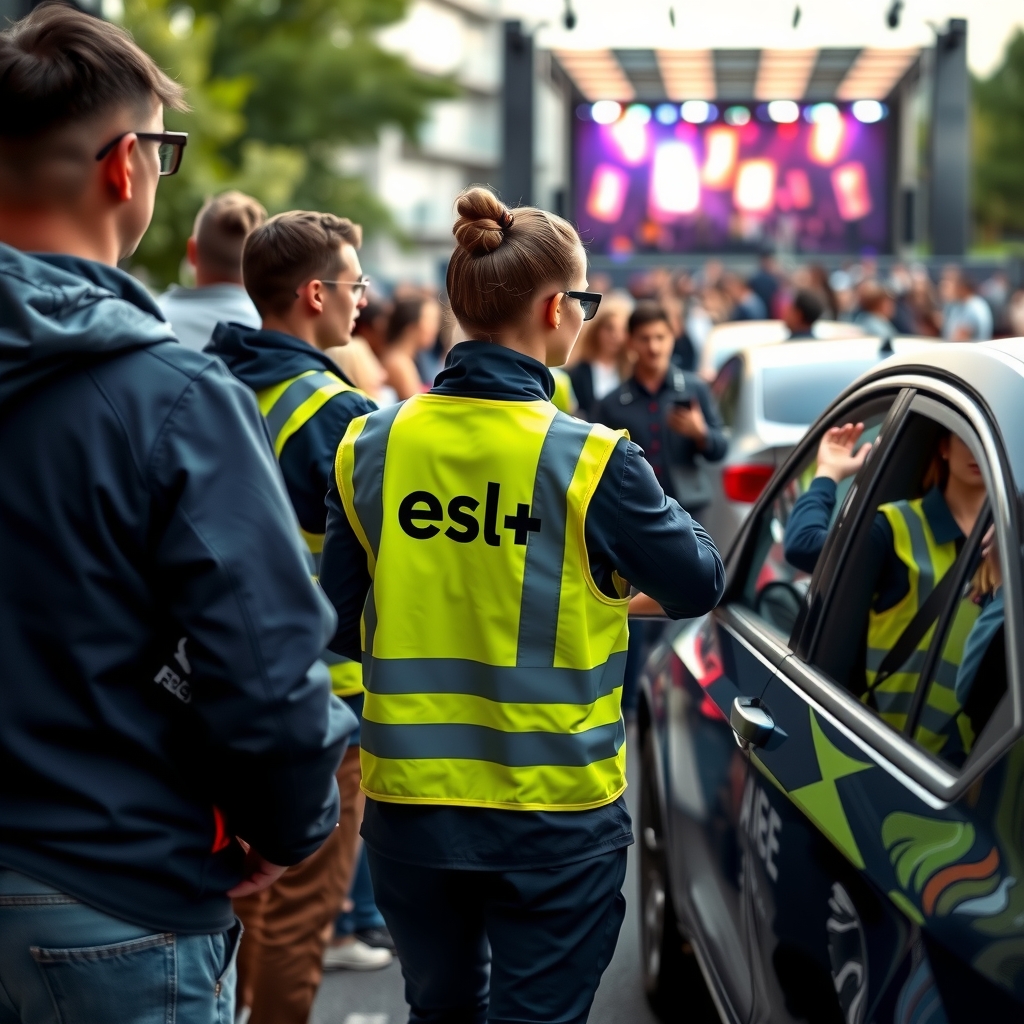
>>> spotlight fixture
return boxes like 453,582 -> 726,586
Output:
669,7 -> 676,27
792,5 -> 801,28
886,0 -> 903,29
563,0 -> 576,30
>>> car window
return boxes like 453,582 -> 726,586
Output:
737,397 -> 894,639
807,403 -> 1007,769
712,356 -> 742,428
761,359 -> 880,426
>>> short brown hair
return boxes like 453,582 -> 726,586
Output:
628,301 -> 672,336
243,210 -> 362,316
446,187 -> 584,339
194,191 -> 267,277
0,3 -> 186,140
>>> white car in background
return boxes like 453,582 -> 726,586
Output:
697,319 -> 869,379
696,336 -> 934,553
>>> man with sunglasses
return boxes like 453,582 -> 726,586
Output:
0,7 -> 354,1023
206,210 -> 387,1024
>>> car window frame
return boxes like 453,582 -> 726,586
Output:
774,373 -> 1022,802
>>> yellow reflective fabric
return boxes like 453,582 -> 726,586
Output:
864,499 -> 962,751
258,369 -> 369,696
337,394 -> 630,811
550,367 -> 578,415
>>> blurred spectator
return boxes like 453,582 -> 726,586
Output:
904,266 -> 942,337
979,271 -> 1011,336
353,293 -> 391,360
722,272 -> 767,321
784,289 -> 825,339
829,269 -> 858,321
791,263 -> 837,320
566,296 -> 632,419
749,250 -> 781,317
940,266 -> 993,341
328,339 -> 389,402
854,282 -> 898,342
594,301 -> 727,516
1008,289 -> 1024,338
382,296 -> 442,399
158,191 -> 266,350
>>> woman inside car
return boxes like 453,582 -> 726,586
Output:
784,422 -> 988,758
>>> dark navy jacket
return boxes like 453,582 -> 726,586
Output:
206,324 -> 377,537
319,341 -> 725,870
0,245 -> 355,933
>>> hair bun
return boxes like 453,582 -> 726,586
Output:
453,187 -> 511,257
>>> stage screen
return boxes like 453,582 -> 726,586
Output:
574,101 -> 890,256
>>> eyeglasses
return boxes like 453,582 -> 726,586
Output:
95,131 -> 189,176
321,276 -> 371,301
565,290 -> 602,322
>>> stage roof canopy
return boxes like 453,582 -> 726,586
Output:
552,47 -> 921,102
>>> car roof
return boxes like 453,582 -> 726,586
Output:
699,318 -> 869,374
739,336 -> 933,371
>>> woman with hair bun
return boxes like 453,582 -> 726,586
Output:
319,187 -> 724,1023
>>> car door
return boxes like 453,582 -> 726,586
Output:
650,385 -> 901,1022
746,380 -> 1024,1022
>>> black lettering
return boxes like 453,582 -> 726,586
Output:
445,496 -> 480,542
398,490 -> 443,539
503,503 -> 542,545
483,482 -> 501,546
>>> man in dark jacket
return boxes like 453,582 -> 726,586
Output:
594,302 -> 727,517
207,211 -> 388,1024
0,7 -> 353,1022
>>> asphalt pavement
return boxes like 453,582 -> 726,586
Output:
311,727 -> 663,1024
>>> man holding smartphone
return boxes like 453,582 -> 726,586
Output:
594,301 -> 727,517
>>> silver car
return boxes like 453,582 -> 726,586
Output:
696,337 -> 933,553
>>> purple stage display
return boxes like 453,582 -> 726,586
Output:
574,100 -> 890,256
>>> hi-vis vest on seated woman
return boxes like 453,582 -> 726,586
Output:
336,393 -> 631,811
865,497 -> 979,756
258,367 -> 367,697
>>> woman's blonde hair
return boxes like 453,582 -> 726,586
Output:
446,187 -> 584,338
569,295 -> 634,376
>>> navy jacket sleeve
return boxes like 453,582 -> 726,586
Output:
586,438 -> 725,618
784,477 -> 839,573
321,466 -> 372,663
693,377 -> 728,463
149,363 -> 355,866
278,390 -> 377,535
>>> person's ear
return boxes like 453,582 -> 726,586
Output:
186,236 -> 198,268
101,133 -> 137,203
545,292 -> 563,330
296,279 -> 326,316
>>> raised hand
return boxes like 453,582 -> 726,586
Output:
814,422 -> 871,483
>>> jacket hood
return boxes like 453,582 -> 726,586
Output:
206,322 -> 351,392
0,244 -> 175,408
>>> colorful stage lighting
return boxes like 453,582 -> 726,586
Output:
785,167 -> 812,209
724,105 -> 751,126
806,102 -> 839,124
591,100 -> 622,125
809,113 -> 845,165
650,141 -> 700,216
831,161 -> 872,220
655,103 -> 679,125
702,127 -> 739,189
610,115 -> 650,164
586,164 -> 630,223
681,100 -> 716,124
734,159 -> 776,213
851,100 -> 886,124
767,100 -> 799,124
625,103 -> 652,123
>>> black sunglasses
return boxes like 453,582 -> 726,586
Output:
95,131 -> 189,176
565,290 -> 602,322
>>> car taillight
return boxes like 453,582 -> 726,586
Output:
722,463 -> 775,503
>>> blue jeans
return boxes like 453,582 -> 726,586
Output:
0,869 -> 240,1024
335,843 -> 386,937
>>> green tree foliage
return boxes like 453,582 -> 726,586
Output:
973,29 -> 1024,244
122,0 -> 456,285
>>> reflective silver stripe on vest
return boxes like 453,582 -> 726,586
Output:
367,652 -> 627,705
872,689 -> 915,715
866,647 -> 928,675
516,416 -> 591,667
264,372 -> 338,448
918,702 -> 960,738
361,717 -> 625,767
352,403 -> 402,558
901,503 -> 936,602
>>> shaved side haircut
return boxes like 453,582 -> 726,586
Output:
194,191 -> 267,278
0,2 -> 187,199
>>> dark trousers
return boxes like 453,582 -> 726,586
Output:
368,847 -> 628,1024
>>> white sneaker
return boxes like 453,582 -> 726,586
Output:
323,938 -> 393,971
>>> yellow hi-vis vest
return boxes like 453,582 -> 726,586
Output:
335,393 -> 632,811
257,368 -> 368,698
865,498 -> 979,755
